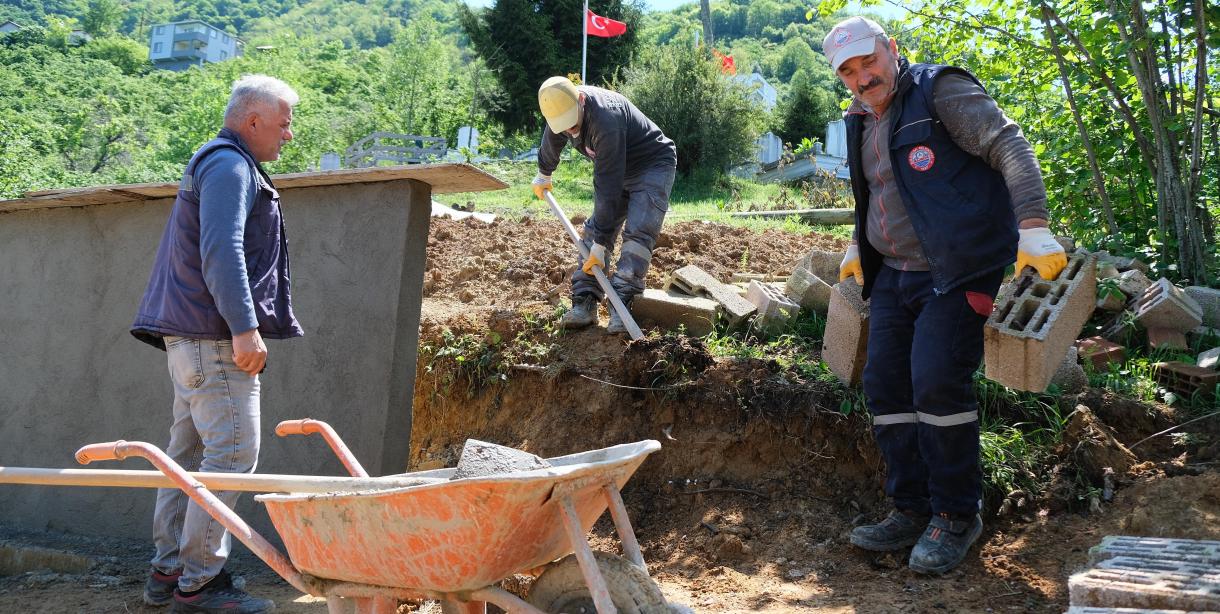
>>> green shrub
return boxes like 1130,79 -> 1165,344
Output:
617,44 -> 766,176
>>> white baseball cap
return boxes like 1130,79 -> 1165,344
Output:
822,17 -> 888,72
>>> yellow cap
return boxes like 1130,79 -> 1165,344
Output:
538,76 -> 581,133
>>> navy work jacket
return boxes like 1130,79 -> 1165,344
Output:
845,61 -> 1018,300
131,129 -> 302,349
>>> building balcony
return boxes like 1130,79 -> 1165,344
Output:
172,30 -> 209,44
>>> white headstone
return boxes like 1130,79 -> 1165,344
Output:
319,152 -> 341,171
757,132 -> 783,165
457,126 -> 479,152
825,120 -> 847,158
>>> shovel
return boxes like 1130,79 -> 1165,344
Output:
542,191 -> 644,340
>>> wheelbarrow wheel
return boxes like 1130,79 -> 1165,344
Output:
527,552 -> 668,614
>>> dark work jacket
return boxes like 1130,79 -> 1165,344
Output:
131,129 -> 302,349
846,61 -> 1018,299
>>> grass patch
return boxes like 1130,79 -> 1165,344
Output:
448,158 -> 854,238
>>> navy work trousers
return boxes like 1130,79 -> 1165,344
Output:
572,164 -> 676,302
862,265 -> 1004,517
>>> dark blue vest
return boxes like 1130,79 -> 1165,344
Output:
131,130 -> 302,349
846,62 -> 1018,299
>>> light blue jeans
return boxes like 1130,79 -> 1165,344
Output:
150,336 -> 260,592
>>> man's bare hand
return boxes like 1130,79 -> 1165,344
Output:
232,329 -> 267,376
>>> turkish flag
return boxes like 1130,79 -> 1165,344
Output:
586,9 -> 627,37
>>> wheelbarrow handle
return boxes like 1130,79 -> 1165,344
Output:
274,419 -> 369,478
72,439 -> 316,597
75,440 -> 128,465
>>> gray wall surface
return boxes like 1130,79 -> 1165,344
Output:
0,178 -> 430,540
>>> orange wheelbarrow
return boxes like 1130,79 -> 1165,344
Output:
67,419 -> 673,614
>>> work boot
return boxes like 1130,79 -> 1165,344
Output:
849,509 -> 930,552
908,513 -> 983,575
606,300 -> 632,335
560,294 -> 598,329
171,570 -> 275,613
144,568 -> 182,606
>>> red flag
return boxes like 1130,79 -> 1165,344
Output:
586,9 -> 627,38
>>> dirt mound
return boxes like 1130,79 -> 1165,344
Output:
409,217 -> 1219,612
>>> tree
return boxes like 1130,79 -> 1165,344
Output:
816,0 -> 1218,284
775,67 -> 839,146
462,0 -> 642,135
618,43 -> 764,175
81,0 -> 124,37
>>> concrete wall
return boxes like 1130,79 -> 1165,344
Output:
0,179 -> 430,540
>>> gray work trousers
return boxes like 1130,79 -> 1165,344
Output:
572,164 -> 676,302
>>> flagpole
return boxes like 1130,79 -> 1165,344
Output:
581,0 -> 588,84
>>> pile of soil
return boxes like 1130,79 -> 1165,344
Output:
3,215 -> 1217,613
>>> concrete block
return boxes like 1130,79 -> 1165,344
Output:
1089,536 -> 1220,568
823,279 -> 869,386
1052,346 -> 1089,394
731,272 -> 787,284
1098,261 -> 1122,280
630,288 -> 719,337
1114,256 -> 1151,275
984,253 -> 1097,392
1068,565 -> 1220,611
1076,337 -> 1126,372
1056,236 -> 1076,253
1098,290 -> 1127,312
1068,556 -> 1220,611
797,249 -> 846,287
1147,327 -> 1189,351
1153,362 -> 1219,402
1117,270 -> 1153,299
667,265 -> 757,327
1065,608 -> 1198,614
1185,286 -> 1220,329
785,266 -> 833,314
1134,279 -> 1204,332
1198,347 -> 1220,370
746,280 -> 799,333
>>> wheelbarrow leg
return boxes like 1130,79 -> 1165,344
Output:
559,497 -> 618,614
602,484 -> 646,573
440,599 -> 486,614
326,595 -> 353,614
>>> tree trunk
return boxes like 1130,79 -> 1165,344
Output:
1110,0 -> 1211,283
699,0 -> 713,48
1039,5 -> 1119,237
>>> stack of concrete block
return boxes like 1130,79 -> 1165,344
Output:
1185,286 -> 1220,330
1076,337 -> 1126,371
1117,270 -> 1153,298
784,266 -> 833,314
1133,279 -> 1204,332
984,252 -> 1097,392
730,272 -> 788,284
746,280 -> 799,333
666,265 -> 758,328
630,289 -> 720,337
1067,536 -> 1220,611
1153,362 -> 1219,402
823,279 -> 869,386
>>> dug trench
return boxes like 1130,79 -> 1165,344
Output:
1,217 -> 1217,613
406,217 -> 1220,612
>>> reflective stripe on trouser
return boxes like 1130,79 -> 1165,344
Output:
150,336 -> 260,592
572,164 -> 676,301
861,265 -> 1003,517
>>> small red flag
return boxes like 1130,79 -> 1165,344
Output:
586,9 -> 627,38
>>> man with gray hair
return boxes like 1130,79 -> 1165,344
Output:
823,18 -> 1066,575
131,74 -> 301,613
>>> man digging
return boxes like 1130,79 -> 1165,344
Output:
532,76 -> 678,334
